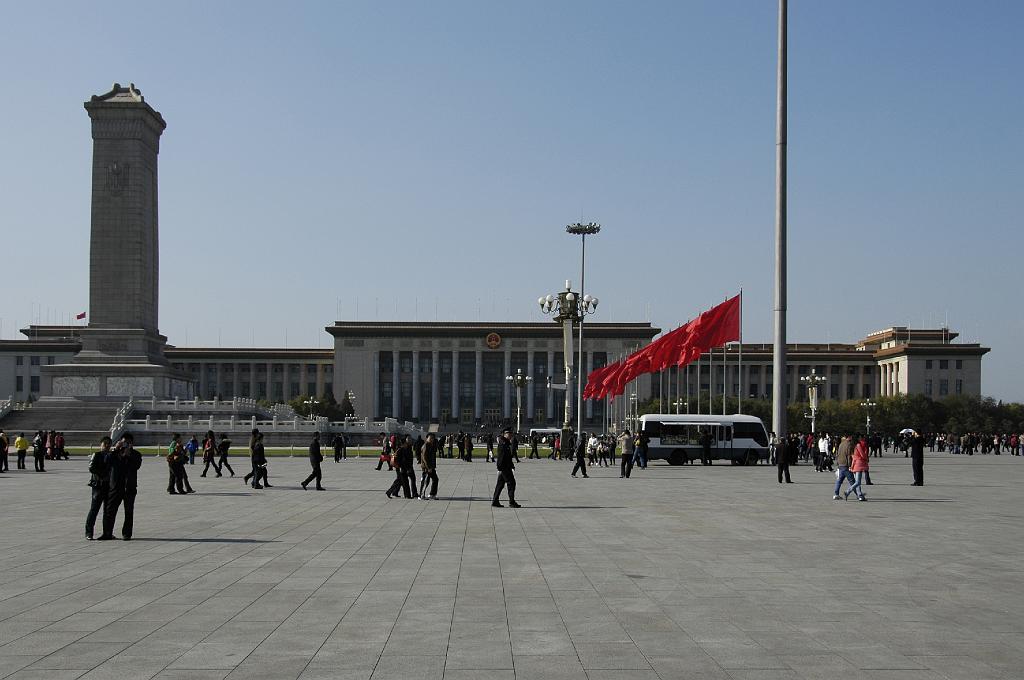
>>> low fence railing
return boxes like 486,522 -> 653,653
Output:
119,415 -> 423,436
0,395 -> 13,420
132,396 -> 271,417
109,399 -> 135,441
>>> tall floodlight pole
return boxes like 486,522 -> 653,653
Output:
772,0 -> 788,438
567,223 -> 600,439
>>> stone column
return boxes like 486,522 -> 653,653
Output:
451,351 -> 460,421
266,362 -> 274,401
282,363 -> 290,401
411,351 -> 420,422
391,351 -> 401,418
215,363 -> 223,399
546,351 -> 555,422
197,362 -> 206,399
431,350 -> 440,420
248,363 -> 256,398
474,350 -> 483,421
232,362 -> 240,398
315,365 -> 325,398
502,351 -> 512,419
299,363 -> 308,396
526,350 -> 535,422
372,352 -> 380,418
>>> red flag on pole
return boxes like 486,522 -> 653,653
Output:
76,311 -> 87,320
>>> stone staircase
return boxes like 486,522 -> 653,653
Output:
0,398 -> 120,447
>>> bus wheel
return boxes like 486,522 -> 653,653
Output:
745,450 -> 759,466
668,452 -> 685,466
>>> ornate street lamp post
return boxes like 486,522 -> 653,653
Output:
566,222 -> 600,439
800,369 -> 827,433
505,368 -> 533,434
303,397 -> 319,421
539,281 -> 598,445
860,400 -> 877,436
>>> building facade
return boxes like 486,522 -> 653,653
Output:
0,324 -> 989,426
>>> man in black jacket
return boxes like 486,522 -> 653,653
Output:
386,436 -> 414,498
302,432 -> 325,490
910,431 -> 925,486
420,433 -> 440,499
85,436 -> 112,540
104,432 -> 143,540
492,428 -> 521,508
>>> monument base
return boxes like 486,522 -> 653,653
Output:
42,327 -> 193,398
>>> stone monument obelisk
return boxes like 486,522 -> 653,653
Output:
43,83 -> 191,399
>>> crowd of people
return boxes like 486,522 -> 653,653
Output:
0,429 -> 69,472
0,419 -> 1003,542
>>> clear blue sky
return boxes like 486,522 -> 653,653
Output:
1,1 -> 1021,399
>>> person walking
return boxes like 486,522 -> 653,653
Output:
419,432 -> 440,500
386,436 -> 413,498
833,434 -> 858,500
492,428 -> 521,508
777,434 -> 793,483
167,434 -> 185,494
301,432 -> 325,490
104,433 -> 143,540
200,430 -> 219,477
910,431 -> 925,486
0,429 -> 8,473
485,431 -> 495,462
244,429 -> 261,486
334,432 -> 347,462
85,436 -> 112,540
32,430 -> 45,471
529,432 -> 540,459
850,434 -> 869,501
464,433 -> 474,462
14,433 -> 28,469
250,432 -> 271,488
571,432 -> 589,478
216,434 -> 234,477
619,430 -> 634,478
700,429 -> 713,466
185,435 -> 200,465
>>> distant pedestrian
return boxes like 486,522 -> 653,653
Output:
14,433 -> 28,469
571,432 -> 588,478
833,435 -> 858,500
185,435 -> 199,465
249,432 -> 271,488
419,432 -> 440,499
910,431 -> 925,486
334,433 -> 347,462
850,434 -> 869,501
492,428 -> 521,508
301,432 -> 325,490
85,436 -> 112,540
216,434 -> 234,476
620,430 -> 634,478
32,430 -> 45,471
386,436 -> 413,499
0,429 -> 8,472
529,432 -> 540,459
777,435 -> 793,483
200,430 -> 219,477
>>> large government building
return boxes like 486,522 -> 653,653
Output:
0,322 -> 989,430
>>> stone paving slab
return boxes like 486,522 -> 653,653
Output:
0,451 -> 1022,679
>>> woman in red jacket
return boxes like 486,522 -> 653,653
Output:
849,434 -> 870,501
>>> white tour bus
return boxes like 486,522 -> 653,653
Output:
528,428 -> 562,445
638,413 -> 769,466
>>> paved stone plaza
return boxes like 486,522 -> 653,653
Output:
1,452 -> 1022,680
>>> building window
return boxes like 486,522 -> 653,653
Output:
925,360 -> 933,369
830,365 -> 840,375
46,356 -> 55,365
830,384 -> 839,400
847,366 -> 856,375
862,385 -> 872,398
939,379 -> 949,396
924,379 -> 933,396
955,359 -> 963,369
30,376 -> 40,392
862,366 -> 872,375
798,365 -> 809,376
847,384 -> 854,400
16,376 -> 23,392
289,383 -> 299,399
400,353 -> 413,374
939,360 -> 948,369
15,356 -> 23,366
307,382 -> 317,396
955,379 -> 963,394
750,383 -> 759,397
30,356 -> 40,366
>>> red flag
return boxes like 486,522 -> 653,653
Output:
76,311 -> 87,320
583,362 -> 615,400
671,294 -> 740,367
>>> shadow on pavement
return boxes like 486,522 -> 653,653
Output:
132,537 -> 277,543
